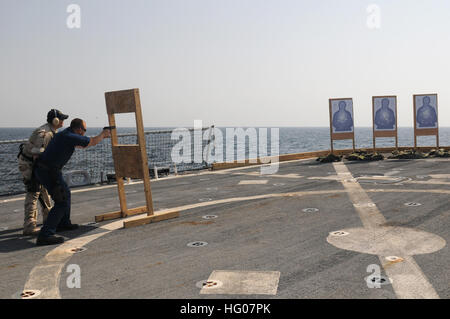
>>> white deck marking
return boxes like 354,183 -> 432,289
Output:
238,180 -> 269,185
200,271 -> 280,295
23,189 -> 349,298
332,163 -> 386,228
408,180 -> 450,185
384,171 -> 401,176
309,175 -> 406,183
428,174 -> 450,179
234,172 -> 303,179
21,185 -> 448,299
23,233 -> 108,298
308,175 -> 341,181
331,162 -> 443,299
0,158 -> 314,204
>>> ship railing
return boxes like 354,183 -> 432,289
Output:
0,126 -> 214,196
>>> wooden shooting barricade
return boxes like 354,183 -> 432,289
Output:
413,94 -> 439,149
94,88 -> 179,228
372,96 -> 398,150
329,98 -> 355,153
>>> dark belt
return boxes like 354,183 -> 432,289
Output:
20,153 -> 34,162
17,144 -> 34,162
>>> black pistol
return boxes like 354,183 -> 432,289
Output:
103,126 -> 116,130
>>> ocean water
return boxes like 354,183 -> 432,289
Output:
0,127 -> 448,196
1,126 -> 448,150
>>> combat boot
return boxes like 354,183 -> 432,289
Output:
36,234 -> 64,246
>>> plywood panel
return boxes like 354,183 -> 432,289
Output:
105,89 -> 138,114
112,145 -> 144,178
98,88 -> 161,223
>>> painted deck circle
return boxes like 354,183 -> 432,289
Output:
327,226 -> 446,256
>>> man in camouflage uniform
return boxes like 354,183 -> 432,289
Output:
18,109 -> 69,235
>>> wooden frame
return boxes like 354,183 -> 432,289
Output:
372,95 -> 398,150
94,88 -> 178,226
413,94 -> 439,149
329,98 -> 355,153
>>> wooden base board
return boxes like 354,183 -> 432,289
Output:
211,151 -> 329,170
123,211 -> 179,228
95,206 -> 148,222
211,146 -> 450,171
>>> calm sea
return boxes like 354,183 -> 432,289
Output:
1,127 -> 448,152
1,127 -> 448,196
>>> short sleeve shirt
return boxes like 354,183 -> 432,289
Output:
39,127 -> 90,169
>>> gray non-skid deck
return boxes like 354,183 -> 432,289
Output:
0,157 -> 449,299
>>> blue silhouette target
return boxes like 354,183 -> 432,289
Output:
331,99 -> 354,133
415,95 -> 438,129
374,97 -> 396,131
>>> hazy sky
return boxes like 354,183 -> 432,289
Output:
1,0 -> 450,128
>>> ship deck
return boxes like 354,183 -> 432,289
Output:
0,156 -> 449,299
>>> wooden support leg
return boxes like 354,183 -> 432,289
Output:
116,177 -> 128,218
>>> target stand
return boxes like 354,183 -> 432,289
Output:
94,88 -> 178,228
329,98 -> 356,153
413,93 -> 439,149
372,95 -> 398,151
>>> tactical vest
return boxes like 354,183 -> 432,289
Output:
19,123 -> 56,161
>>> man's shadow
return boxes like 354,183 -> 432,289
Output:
0,225 -> 104,253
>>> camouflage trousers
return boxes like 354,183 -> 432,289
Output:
18,157 -> 52,230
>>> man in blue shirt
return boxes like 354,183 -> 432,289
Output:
34,118 -> 111,246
